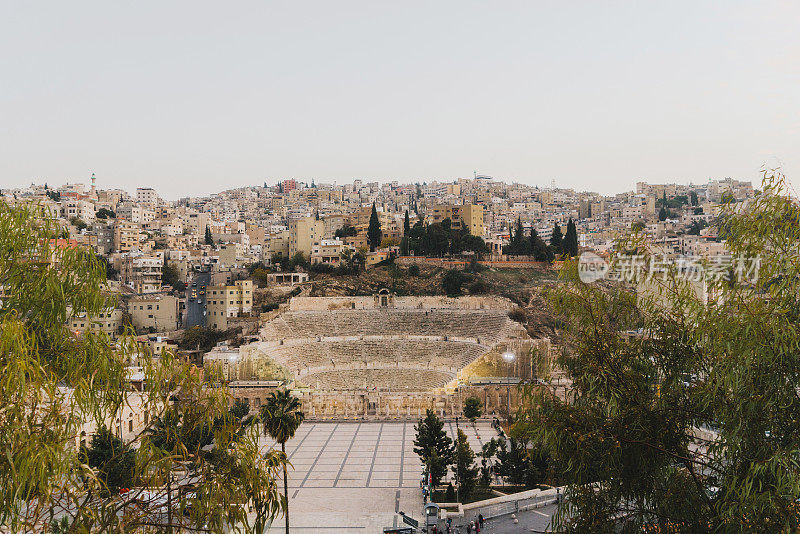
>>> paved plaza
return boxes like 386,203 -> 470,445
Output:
260,421 -> 498,532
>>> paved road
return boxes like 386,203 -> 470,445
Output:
185,271 -> 210,328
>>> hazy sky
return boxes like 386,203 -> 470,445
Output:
2,1 -> 799,199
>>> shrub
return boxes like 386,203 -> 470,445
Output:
468,280 -> 490,294
408,264 -> 420,277
309,263 -> 335,274
508,307 -> 527,324
445,483 -> 455,502
442,269 -> 468,296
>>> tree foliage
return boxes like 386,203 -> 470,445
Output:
550,223 -> 563,254
260,389 -> 305,534
95,208 -> 115,219
334,224 -> 357,238
442,269 -> 468,296
494,435 -> 549,488
454,429 -> 479,501
414,410 -> 454,489
367,203 -> 382,252
562,218 -> 579,257
81,426 -> 136,496
0,200 -> 285,532
503,218 -> 553,261
404,220 -> 489,258
162,263 -> 185,291
463,397 -> 483,423
520,171 -> 800,532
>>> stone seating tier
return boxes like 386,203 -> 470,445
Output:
260,309 -> 514,344
262,339 -> 486,374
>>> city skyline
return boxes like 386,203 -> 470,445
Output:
2,1 -> 799,198
3,171 -> 774,202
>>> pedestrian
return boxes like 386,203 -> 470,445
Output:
478,513 -> 484,528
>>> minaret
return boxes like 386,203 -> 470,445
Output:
90,172 -> 97,197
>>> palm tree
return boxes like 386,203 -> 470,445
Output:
260,389 -> 305,534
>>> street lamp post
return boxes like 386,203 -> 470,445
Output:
228,353 -> 238,382
502,351 -> 516,415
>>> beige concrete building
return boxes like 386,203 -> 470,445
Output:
120,255 -> 163,294
67,308 -> 123,339
60,199 -> 96,222
127,294 -> 180,332
114,219 -> 140,253
310,238 -> 345,265
428,204 -> 485,236
182,211 -> 210,236
207,280 -> 253,330
264,230 -> 290,258
288,217 -> 325,257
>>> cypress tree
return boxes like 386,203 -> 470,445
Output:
367,203 -> 382,252
404,210 -> 410,236
550,223 -> 563,254
528,225 -> 539,254
564,218 -> 579,257
514,218 -> 525,253
205,226 -> 214,246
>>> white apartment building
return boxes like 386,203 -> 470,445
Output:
136,187 -> 161,207
61,199 -> 96,222
311,239 -> 345,265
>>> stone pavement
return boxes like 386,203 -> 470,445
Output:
260,421 -> 496,532
443,505 -> 557,533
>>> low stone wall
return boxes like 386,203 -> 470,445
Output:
295,384 -> 528,419
288,295 -> 515,312
395,256 -> 554,269
229,382 -> 536,420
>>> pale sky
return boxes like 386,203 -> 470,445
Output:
1,1 -> 799,199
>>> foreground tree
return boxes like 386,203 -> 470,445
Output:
414,409 -> 454,489
521,171 -> 800,532
81,427 -> 136,496
463,397 -> 483,424
0,201 -> 285,533
260,389 -> 305,534
454,429 -> 479,501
